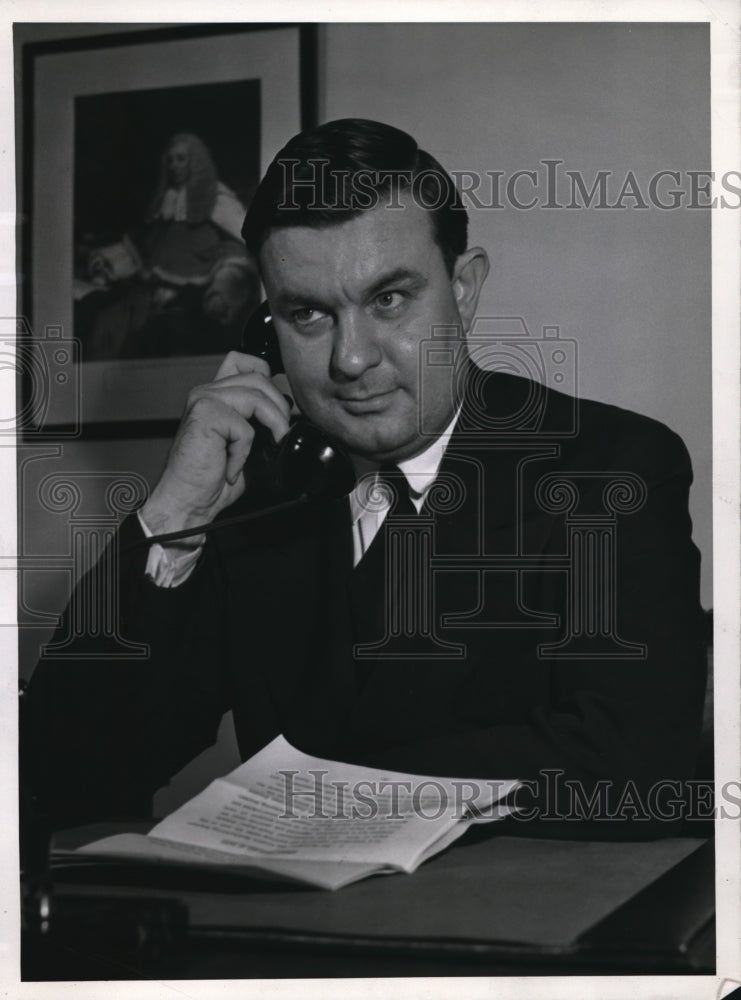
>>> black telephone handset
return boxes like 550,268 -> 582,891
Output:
126,305 -> 355,551
240,299 -> 285,375
240,302 -> 355,502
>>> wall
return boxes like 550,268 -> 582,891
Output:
16,22 -> 712,812
323,22 -> 712,601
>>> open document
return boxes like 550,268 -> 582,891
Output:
64,736 -> 521,890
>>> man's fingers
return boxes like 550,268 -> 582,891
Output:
188,401 -> 255,487
214,350 -> 272,381
203,372 -> 292,421
187,386 -> 291,445
183,398 -> 257,486
225,421 -> 256,486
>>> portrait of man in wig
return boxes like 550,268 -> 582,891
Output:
81,131 -> 259,358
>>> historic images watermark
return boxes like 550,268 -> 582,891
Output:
277,768 -> 730,824
276,160 -> 741,213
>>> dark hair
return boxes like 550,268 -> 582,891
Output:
241,118 -> 468,274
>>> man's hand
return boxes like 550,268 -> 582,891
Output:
141,352 -> 291,536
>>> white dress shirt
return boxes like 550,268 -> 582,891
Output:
349,410 -> 459,566
140,410 -> 459,586
138,513 -> 204,588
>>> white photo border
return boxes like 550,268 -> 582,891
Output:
3,3 -> 739,999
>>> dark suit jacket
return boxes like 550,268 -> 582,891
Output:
23,374 -> 707,835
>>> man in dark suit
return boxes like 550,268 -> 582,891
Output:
23,119 -> 707,837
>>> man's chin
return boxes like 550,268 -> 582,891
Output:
343,430 -> 425,464
304,404 -> 423,462
324,425 -> 404,462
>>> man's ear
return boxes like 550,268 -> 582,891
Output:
452,247 -> 489,333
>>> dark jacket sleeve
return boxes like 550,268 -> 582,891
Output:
21,512 -> 231,829
363,421 -> 708,832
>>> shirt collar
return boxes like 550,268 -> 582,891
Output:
350,408 -> 460,525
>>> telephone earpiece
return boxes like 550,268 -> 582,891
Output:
240,300 -> 285,374
240,302 -> 355,503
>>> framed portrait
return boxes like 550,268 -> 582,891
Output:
21,23 -> 317,435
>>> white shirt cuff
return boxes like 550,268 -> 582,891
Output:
137,510 -> 204,588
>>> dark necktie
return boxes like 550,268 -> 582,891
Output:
376,464 -> 418,520
350,465 -> 422,684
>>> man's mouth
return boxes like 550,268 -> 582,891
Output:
337,388 -> 396,413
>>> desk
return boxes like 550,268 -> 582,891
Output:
23,826 -> 715,980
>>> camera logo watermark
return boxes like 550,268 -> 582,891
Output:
419,316 -> 577,442
5,316 -> 81,438
352,316 -> 647,661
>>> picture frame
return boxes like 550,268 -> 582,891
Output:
20,23 -> 318,438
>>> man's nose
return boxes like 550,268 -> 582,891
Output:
330,310 -> 382,380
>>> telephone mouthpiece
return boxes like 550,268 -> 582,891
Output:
272,422 -> 356,501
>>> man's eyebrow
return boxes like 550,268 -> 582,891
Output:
272,268 -> 428,310
273,291 -> 323,309
363,267 -> 428,299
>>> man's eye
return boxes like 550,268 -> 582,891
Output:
292,307 -> 326,326
375,291 -> 405,311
